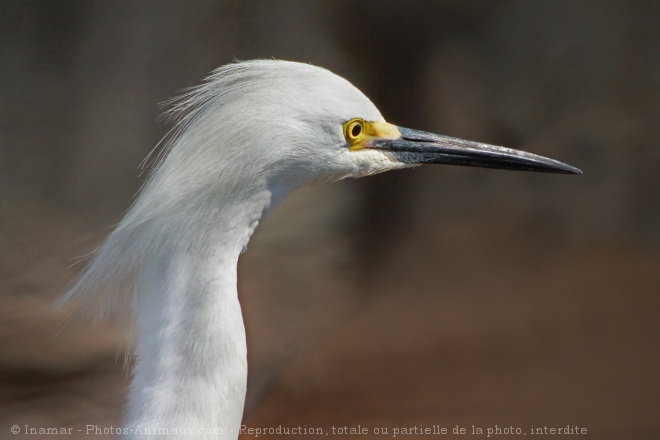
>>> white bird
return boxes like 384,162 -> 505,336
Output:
63,60 -> 580,439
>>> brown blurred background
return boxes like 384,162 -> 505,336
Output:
1,1 -> 659,439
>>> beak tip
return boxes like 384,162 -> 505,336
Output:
559,164 -> 583,175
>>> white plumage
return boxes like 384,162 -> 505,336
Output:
63,60 -> 579,439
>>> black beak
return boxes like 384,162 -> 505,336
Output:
371,127 -> 582,174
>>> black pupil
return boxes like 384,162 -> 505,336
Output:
351,123 -> 362,137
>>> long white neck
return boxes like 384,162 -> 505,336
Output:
121,188 -> 275,439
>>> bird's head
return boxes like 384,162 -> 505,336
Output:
158,60 -> 580,200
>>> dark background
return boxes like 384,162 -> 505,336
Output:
1,1 -> 658,439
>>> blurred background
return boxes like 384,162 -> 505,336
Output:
1,1 -> 659,438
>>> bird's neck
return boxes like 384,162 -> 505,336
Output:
122,188 -> 275,438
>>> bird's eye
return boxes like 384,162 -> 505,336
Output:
343,118 -> 366,144
351,122 -> 362,137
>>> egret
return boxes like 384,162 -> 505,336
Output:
63,60 -> 580,439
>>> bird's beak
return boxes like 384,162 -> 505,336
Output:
369,126 -> 582,174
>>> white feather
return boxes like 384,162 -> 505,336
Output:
61,60 -> 402,439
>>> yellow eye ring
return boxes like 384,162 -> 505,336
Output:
343,118 -> 365,144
